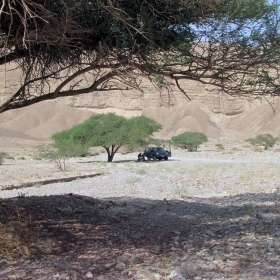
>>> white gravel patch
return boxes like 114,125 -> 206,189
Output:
1,148 -> 280,200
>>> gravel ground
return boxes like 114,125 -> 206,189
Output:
1,147 -> 280,279
1,147 -> 280,200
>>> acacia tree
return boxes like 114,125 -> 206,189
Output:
246,134 -> 279,150
0,0 -> 279,113
52,113 -> 162,162
172,132 -> 208,151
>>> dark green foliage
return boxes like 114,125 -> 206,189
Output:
52,113 -> 162,162
172,132 -> 208,152
0,1 -> 279,112
246,134 -> 279,150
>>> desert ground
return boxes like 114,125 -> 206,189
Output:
1,142 -> 280,279
1,97 -> 280,279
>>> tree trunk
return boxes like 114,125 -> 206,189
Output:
104,145 -> 121,162
107,153 -> 113,162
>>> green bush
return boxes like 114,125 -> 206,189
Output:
0,152 -> 12,164
37,143 -> 88,171
246,134 -> 279,150
215,143 -> 225,150
171,132 -> 208,152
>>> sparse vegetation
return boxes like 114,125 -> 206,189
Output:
215,143 -> 225,150
0,205 -> 41,259
36,143 -> 87,171
125,176 -> 142,185
171,132 -> 208,152
0,152 -> 6,165
242,143 -> 252,149
254,146 -> 263,152
136,168 -> 147,175
246,134 -> 279,150
37,144 -> 65,171
17,156 -> 26,160
172,184 -> 188,198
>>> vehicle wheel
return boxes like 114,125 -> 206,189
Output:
164,156 -> 168,160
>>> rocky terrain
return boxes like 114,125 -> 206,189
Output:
1,148 -> 280,279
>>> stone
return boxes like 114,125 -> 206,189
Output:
180,261 -> 200,275
132,255 -> 144,264
116,262 -> 126,270
267,239 -> 274,247
136,270 -> 162,280
169,267 -> 188,279
85,271 -> 93,278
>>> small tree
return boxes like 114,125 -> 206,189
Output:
52,113 -> 162,162
37,142 -> 87,171
172,132 -> 208,152
246,134 -> 279,150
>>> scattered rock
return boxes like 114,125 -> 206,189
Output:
136,270 -> 161,280
85,271 -> 93,278
116,262 -> 126,270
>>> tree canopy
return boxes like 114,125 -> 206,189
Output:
52,113 -> 162,162
0,0 -> 279,112
246,133 -> 279,150
171,131 -> 208,151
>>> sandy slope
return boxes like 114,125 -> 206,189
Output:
1,97 -> 280,155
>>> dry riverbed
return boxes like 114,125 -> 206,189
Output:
1,147 -> 280,279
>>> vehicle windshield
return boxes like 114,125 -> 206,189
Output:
153,147 -> 164,152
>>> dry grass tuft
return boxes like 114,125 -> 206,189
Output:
254,146 -> 263,152
0,203 -> 42,260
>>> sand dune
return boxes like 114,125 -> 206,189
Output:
1,97 -> 280,153
0,101 -> 94,140
225,98 -> 280,138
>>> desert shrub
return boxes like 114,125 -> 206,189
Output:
171,132 -> 208,152
0,152 -> 6,165
37,143 -> 87,171
0,152 -> 13,164
18,156 -> 25,160
246,134 -> 279,150
215,143 -> 225,150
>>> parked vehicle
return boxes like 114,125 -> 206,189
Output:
143,147 -> 169,160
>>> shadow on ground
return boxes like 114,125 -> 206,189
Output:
0,192 -> 279,279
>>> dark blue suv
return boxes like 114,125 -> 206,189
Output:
143,147 -> 169,160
